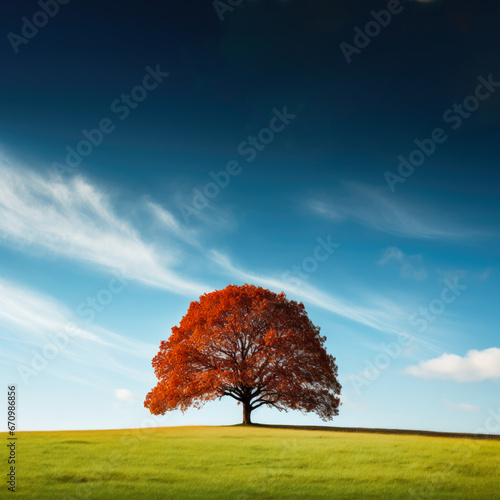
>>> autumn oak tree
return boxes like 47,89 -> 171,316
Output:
144,284 -> 341,424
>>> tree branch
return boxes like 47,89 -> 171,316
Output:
223,390 -> 243,402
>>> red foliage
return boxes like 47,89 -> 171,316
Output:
144,284 -> 341,424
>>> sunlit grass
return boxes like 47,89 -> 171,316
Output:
9,425 -> 500,499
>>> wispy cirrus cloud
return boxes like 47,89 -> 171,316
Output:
0,158 -> 206,296
145,200 -> 200,247
378,246 -> 427,281
0,278 -> 101,345
210,249 -> 387,331
444,399 -> 480,412
405,348 -> 500,381
307,182 -> 492,241
0,277 -> 156,384
208,250 -> 438,351
114,388 -> 138,403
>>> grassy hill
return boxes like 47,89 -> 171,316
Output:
8,425 -> 500,499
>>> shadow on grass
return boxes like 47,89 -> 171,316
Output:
230,423 -> 500,440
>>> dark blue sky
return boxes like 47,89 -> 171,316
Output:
2,0 -> 500,189
1,0 -> 499,431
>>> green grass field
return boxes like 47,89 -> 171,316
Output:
7,425 -> 500,499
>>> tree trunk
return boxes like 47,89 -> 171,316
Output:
242,401 -> 252,425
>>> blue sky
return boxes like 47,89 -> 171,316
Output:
1,0 -> 499,433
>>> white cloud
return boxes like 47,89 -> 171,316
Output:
444,399 -> 480,412
145,200 -> 200,247
208,250 -> 438,352
405,348 -> 500,381
437,268 -> 467,285
307,200 -> 345,221
378,246 -> 426,281
210,250 -> 389,331
0,158 -> 206,296
341,395 -> 368,411
308,182 -> 490,241
114,388 -> 137,403
168,178 -> 239,230
0,277 -> 157,384
0,278 -> 101,345
479,268 -> 494,281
